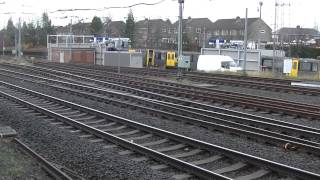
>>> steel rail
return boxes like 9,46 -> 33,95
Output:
55,67 -> 320,114
0,89 -> 230,180
48,62 -> 295,85
1,84 -> 320,180
19,64 -> 320,119
1,68 -> 319,136
38,62 -> 295,86
40,62 -> 317,96
13,138 -> 74,180
2,66 -> 320,138
185,74 -> 320,95
39,62 -> 298,86
1,75 -> 320,156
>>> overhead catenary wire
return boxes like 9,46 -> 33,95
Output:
50,0 -> 167,13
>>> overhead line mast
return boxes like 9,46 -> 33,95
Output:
177,0 -> 184,78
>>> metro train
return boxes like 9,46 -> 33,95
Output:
284,58 -> 320,78
294,58 -> 320,77
145,49 -> 177,68
143,49 -> 200,69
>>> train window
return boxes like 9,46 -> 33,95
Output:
300,62 -> 312,71
312,63 -> 318,72
263,59 -> 272,67
292,62 -> 297,69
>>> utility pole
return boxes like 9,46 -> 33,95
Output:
118,35 -> 121,74
69,18 -> 73,62
272,1 -> 278,74
2,38 -> 4,56
0,2 -> 5,56
146,18 -> 149,48
178,0 -> 183,59
202,27 -> 206,48
177,0 -> 184,78
69,18 -> 73,34
18,17 -> 21,58
243,8 -> 248,74
258,1 -> 263,49
14,26 -> 17,57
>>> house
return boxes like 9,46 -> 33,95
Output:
55,23 -> 91,35
134,19 -> 175,49
211,16 -> 272,43
105,16 -> 272,51
277,26 -> 319,43
133,17 -> 215,50
106,21 -> 126,37
173,17 -> 215,50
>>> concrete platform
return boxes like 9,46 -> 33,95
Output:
0,126 -> 17,138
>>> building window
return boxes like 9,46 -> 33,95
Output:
162,28 -> 167,33
196,28 -> 201,33
221,30 -> 228,36
230,30 -> 237,36
162,38 -> 168,43
174,29 -> 178,34
168,29 -> 171,33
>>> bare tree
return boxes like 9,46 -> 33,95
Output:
103,16 -> 113,37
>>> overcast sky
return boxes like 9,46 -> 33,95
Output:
0,0 -> 319,31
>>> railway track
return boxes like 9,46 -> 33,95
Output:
49,62 -> 318,96
0,81 -> 320,180
17,63 -> 320,120
13,139 -> 77,180
1,66 -> 320,156
70,63 -> 296,85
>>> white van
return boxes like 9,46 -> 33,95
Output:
197,55 -> 242,72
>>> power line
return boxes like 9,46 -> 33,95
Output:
50,0 -> 167,13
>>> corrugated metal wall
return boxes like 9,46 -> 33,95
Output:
103,52 -> 143,68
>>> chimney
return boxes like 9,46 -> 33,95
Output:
235,16 -> 241,23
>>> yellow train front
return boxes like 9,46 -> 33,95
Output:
165,51 -> 178,68
145,49 -> 178,69
290,58 -> 299,77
